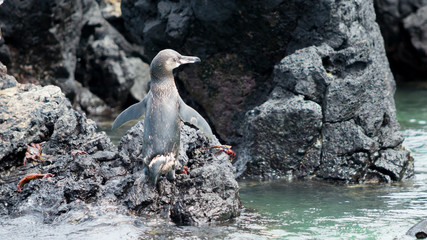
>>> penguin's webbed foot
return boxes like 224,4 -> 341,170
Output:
166,169 -> 176,181
148,154 -> 177,184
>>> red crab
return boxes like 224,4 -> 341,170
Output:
201,145 -> 236,162
17,173 -> 55,192
71,149 -> 88,159
180,165 -> 189,175
23,143 -> 43,166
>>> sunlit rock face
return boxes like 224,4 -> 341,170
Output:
121,0 -> 413,183
0,66 -> 115,220
0,63 -> 240,225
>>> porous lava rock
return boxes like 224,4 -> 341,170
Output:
0,66 -> 240,225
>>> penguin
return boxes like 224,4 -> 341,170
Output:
112,49 -> 214,184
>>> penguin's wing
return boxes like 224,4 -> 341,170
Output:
112,96 -> 148,130
179,98 -> 214,140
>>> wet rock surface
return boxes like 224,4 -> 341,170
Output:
0,0 -> 421,237
0,72 -> 240,226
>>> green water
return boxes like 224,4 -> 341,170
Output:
93,86 -> 427,239
395,87 -> 427,130
235,86 -> 427,239
1,86 -> 426,239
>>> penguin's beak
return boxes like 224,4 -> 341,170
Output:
178,55 -> 201,65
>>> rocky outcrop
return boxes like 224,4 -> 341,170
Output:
0,73 -> 114,172
374,0 -> 427,81
238,43 -> 414,182
238,89 -> 323,179
0,68 -> 116,219
0,67 -> 240,225
121,0 -> 413,183
0,0 -> 413,186
121,0 -> 294,140
237,1 -> 414,182
0,0 -> 149,115
117,122 -> 240,226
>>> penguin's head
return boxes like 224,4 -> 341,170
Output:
150,49 -> 201,78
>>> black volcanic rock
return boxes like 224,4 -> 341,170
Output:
0,0 -> 413,200
0,67 -> 240,225
120,0 -> 413,184
0,69 -> 115,220
234,1 -> 413,182
121,0 -> 297,140
117,122 -> 241,226
374,0 -> 427,81
0,0 -> 149,115
403,5 -> 427,68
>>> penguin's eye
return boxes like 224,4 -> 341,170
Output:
173,58 -> 178,62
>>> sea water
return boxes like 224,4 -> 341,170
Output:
1,86 -> 426,239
